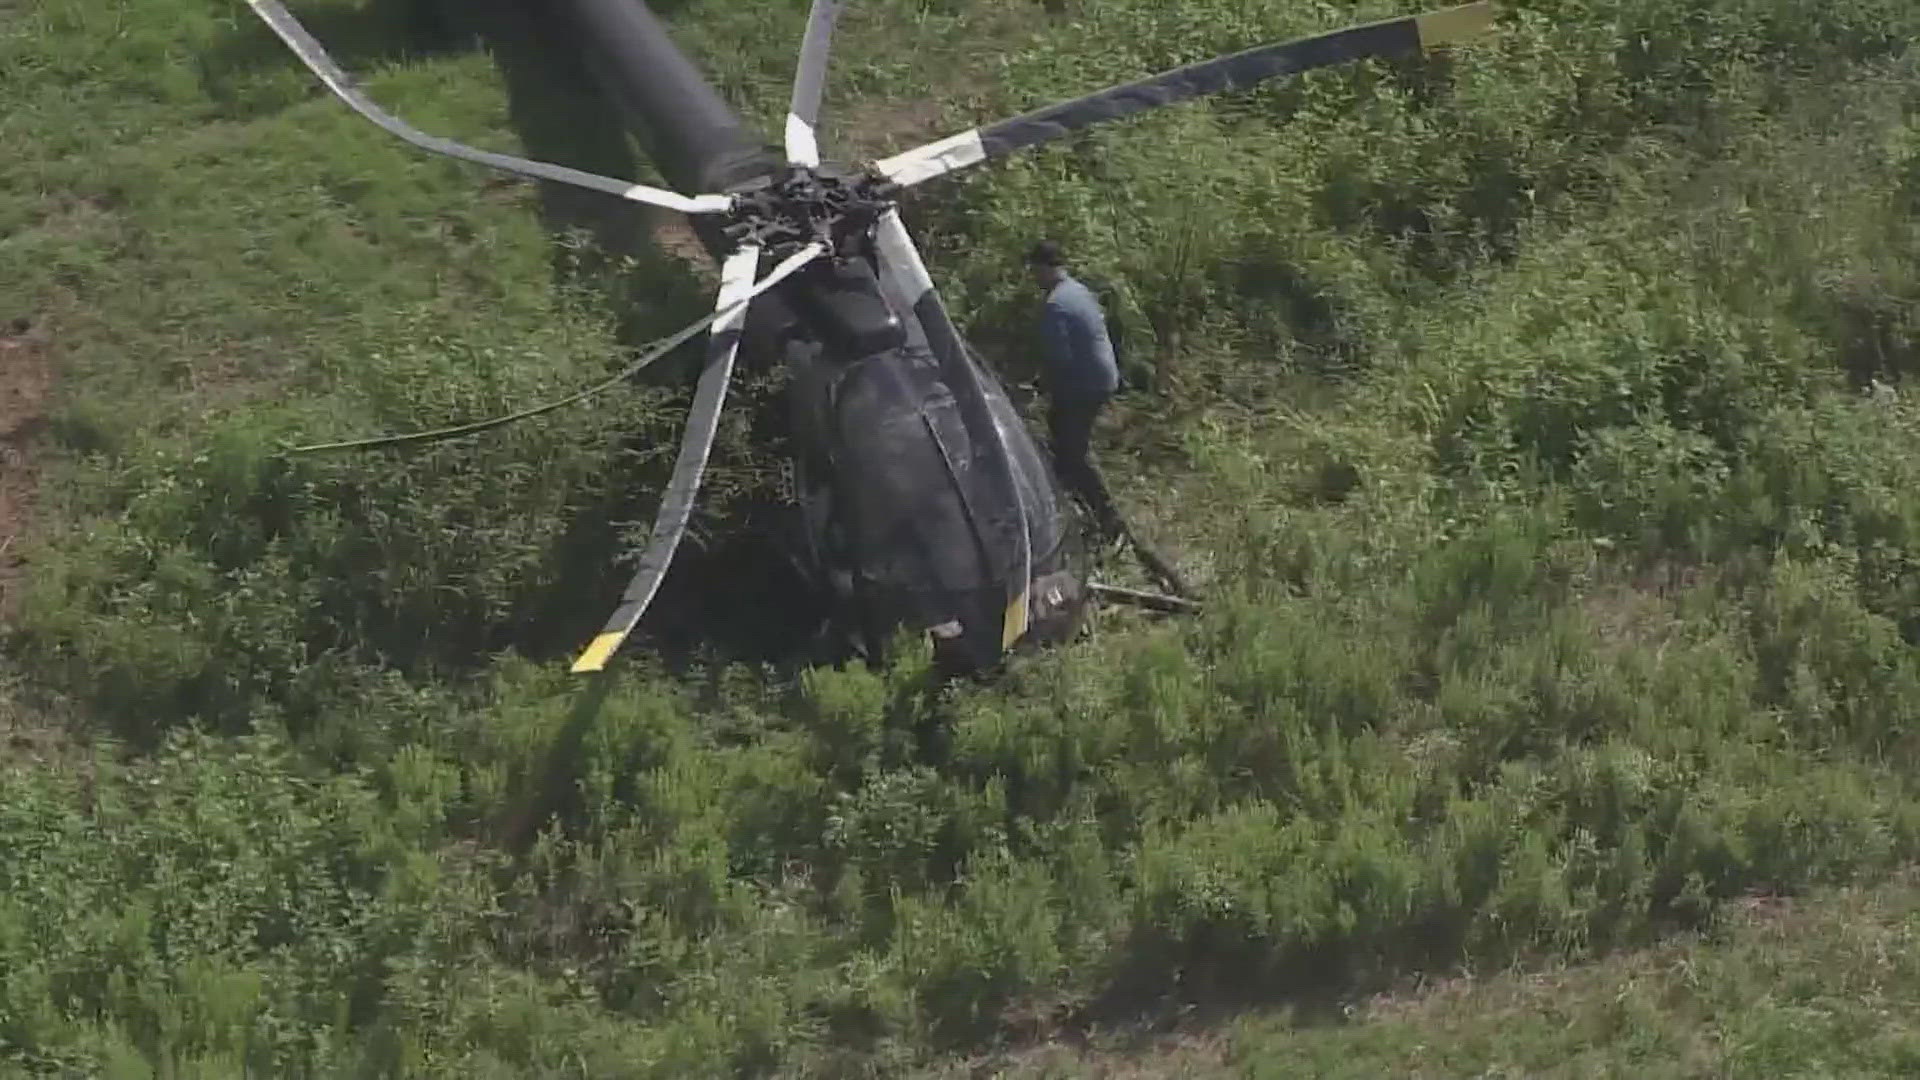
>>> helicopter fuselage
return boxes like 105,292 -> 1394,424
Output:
779,252 -> 1088,669
557,0 -> 1091,670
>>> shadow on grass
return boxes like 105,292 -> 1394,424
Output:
971,901 -> 1733,1070
490,669 -> 613,856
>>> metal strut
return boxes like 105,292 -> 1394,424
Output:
1089,581 -> 1202,615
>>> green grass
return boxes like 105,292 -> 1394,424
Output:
919,869 -> 1920,1077
5,0 -> 1920,1075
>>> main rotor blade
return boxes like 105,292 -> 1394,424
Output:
571,243 -> 768,674
875,1 -> 1496,188
870,210 -> 1033,651
243,0 -> 733,215
282,241 -> 825,455
786,0 -> 844,166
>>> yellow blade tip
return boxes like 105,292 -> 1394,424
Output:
1002,589 -> 1030,651
1416,1 -> 1497,48
571,632 -> 623,674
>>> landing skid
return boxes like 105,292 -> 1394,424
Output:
1088,580 -> 1201,615
1069,493 -> 1197,606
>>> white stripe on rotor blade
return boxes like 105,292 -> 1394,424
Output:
242,0 -> 732,216
625,186 -> 732,213
872,209 -> 937,297
623,242 -> 762,605
873,266 -> 924,344
785,114 -> 821,168
714,246 -> 763,324
603,245 -> 763,611
874,129 -> 988,188
870,216 -> 920,322
787,0 -> 842,165
873,208 -> 1033,652
570,244 -> 767,674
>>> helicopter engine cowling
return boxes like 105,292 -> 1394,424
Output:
788,257 -> 908,360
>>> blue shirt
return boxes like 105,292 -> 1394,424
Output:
1039,275 -> 1119,400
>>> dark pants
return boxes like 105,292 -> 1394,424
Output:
1047,394 -> 1122,539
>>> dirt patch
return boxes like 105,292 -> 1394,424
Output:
643,206 -> 717,274
0,314 -> 54,623
1580,560 -> 1714,658
1582,581 -> 1678,655
831,97 -> 950,163
1,688 -> 76,773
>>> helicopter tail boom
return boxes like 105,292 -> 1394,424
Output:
557,0 -> 783,197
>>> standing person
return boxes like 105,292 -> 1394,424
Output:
1025,239 -> 1124,543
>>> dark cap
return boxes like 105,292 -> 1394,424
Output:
1025,240 -> 1065,267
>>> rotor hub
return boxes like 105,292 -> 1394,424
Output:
718,164 -> 901,263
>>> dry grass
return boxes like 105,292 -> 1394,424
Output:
0,311 -> 53,624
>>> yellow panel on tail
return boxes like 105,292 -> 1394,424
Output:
1002,587 -> 1030,651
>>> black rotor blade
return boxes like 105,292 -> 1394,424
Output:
242,0 -> 732,214
572,243 -> 791,674
786,0 -> 844,166
869,210 -> 1033,651
876,1 -> 1496,187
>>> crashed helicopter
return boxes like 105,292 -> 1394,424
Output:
245,0 -> 1499,676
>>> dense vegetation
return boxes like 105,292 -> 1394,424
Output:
4,0 -> 1920,1074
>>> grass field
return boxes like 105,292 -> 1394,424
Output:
920,869 -> 1920,1077
5,0 -> 1920,1075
